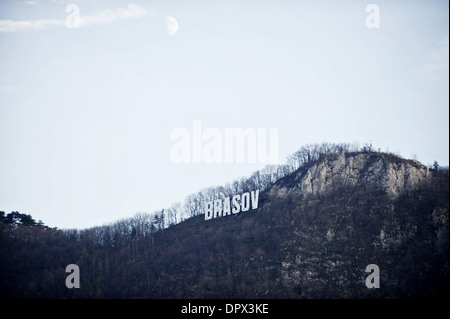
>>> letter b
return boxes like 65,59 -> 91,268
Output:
205,201 -> 213,220
65,264 -> 80,288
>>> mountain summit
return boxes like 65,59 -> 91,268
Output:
263,151 -> 448,298
271,151 -> 431,199
0,149 -> 448,298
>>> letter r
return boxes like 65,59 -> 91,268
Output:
214,199 -> 222,218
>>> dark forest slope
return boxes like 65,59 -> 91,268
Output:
0,151 -> 448,298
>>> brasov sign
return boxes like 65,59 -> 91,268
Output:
204,190 -> 259,220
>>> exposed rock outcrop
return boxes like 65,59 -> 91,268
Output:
270,152 -> 430,200
265,152 -> 448,298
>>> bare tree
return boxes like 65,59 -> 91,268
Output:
167,202 -> 182,226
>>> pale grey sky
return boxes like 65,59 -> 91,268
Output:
0,0 -> 448,229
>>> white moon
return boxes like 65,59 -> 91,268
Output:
165,16 -> 178,36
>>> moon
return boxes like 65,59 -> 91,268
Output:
165,16 -> 178,36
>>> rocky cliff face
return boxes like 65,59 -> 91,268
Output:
264,152 -> 448,298
270,152 -> 431,200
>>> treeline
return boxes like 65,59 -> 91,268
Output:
0,211 -> 47,228
0,142 -> 367,251
138,142 -> 369,224
52,141 -> 436,248
58,142 -> 366,246
2,142 -> 442,251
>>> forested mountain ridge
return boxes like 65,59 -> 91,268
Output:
1,145 -> 448,298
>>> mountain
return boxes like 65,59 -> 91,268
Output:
265,151 -> 448,298
0,150 -> 448,299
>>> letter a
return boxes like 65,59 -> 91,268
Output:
65,4 -> 80,29
365,264 -> 380,288
365,4 -> 380,29
170,128 -> 190,164
65,264 -> 80,288
223,197 -> 231,216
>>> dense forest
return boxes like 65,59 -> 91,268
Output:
0,143 -> 448,298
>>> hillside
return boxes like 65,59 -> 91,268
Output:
0,150 -> 448,298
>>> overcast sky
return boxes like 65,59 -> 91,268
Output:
0,0 -> 448,229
